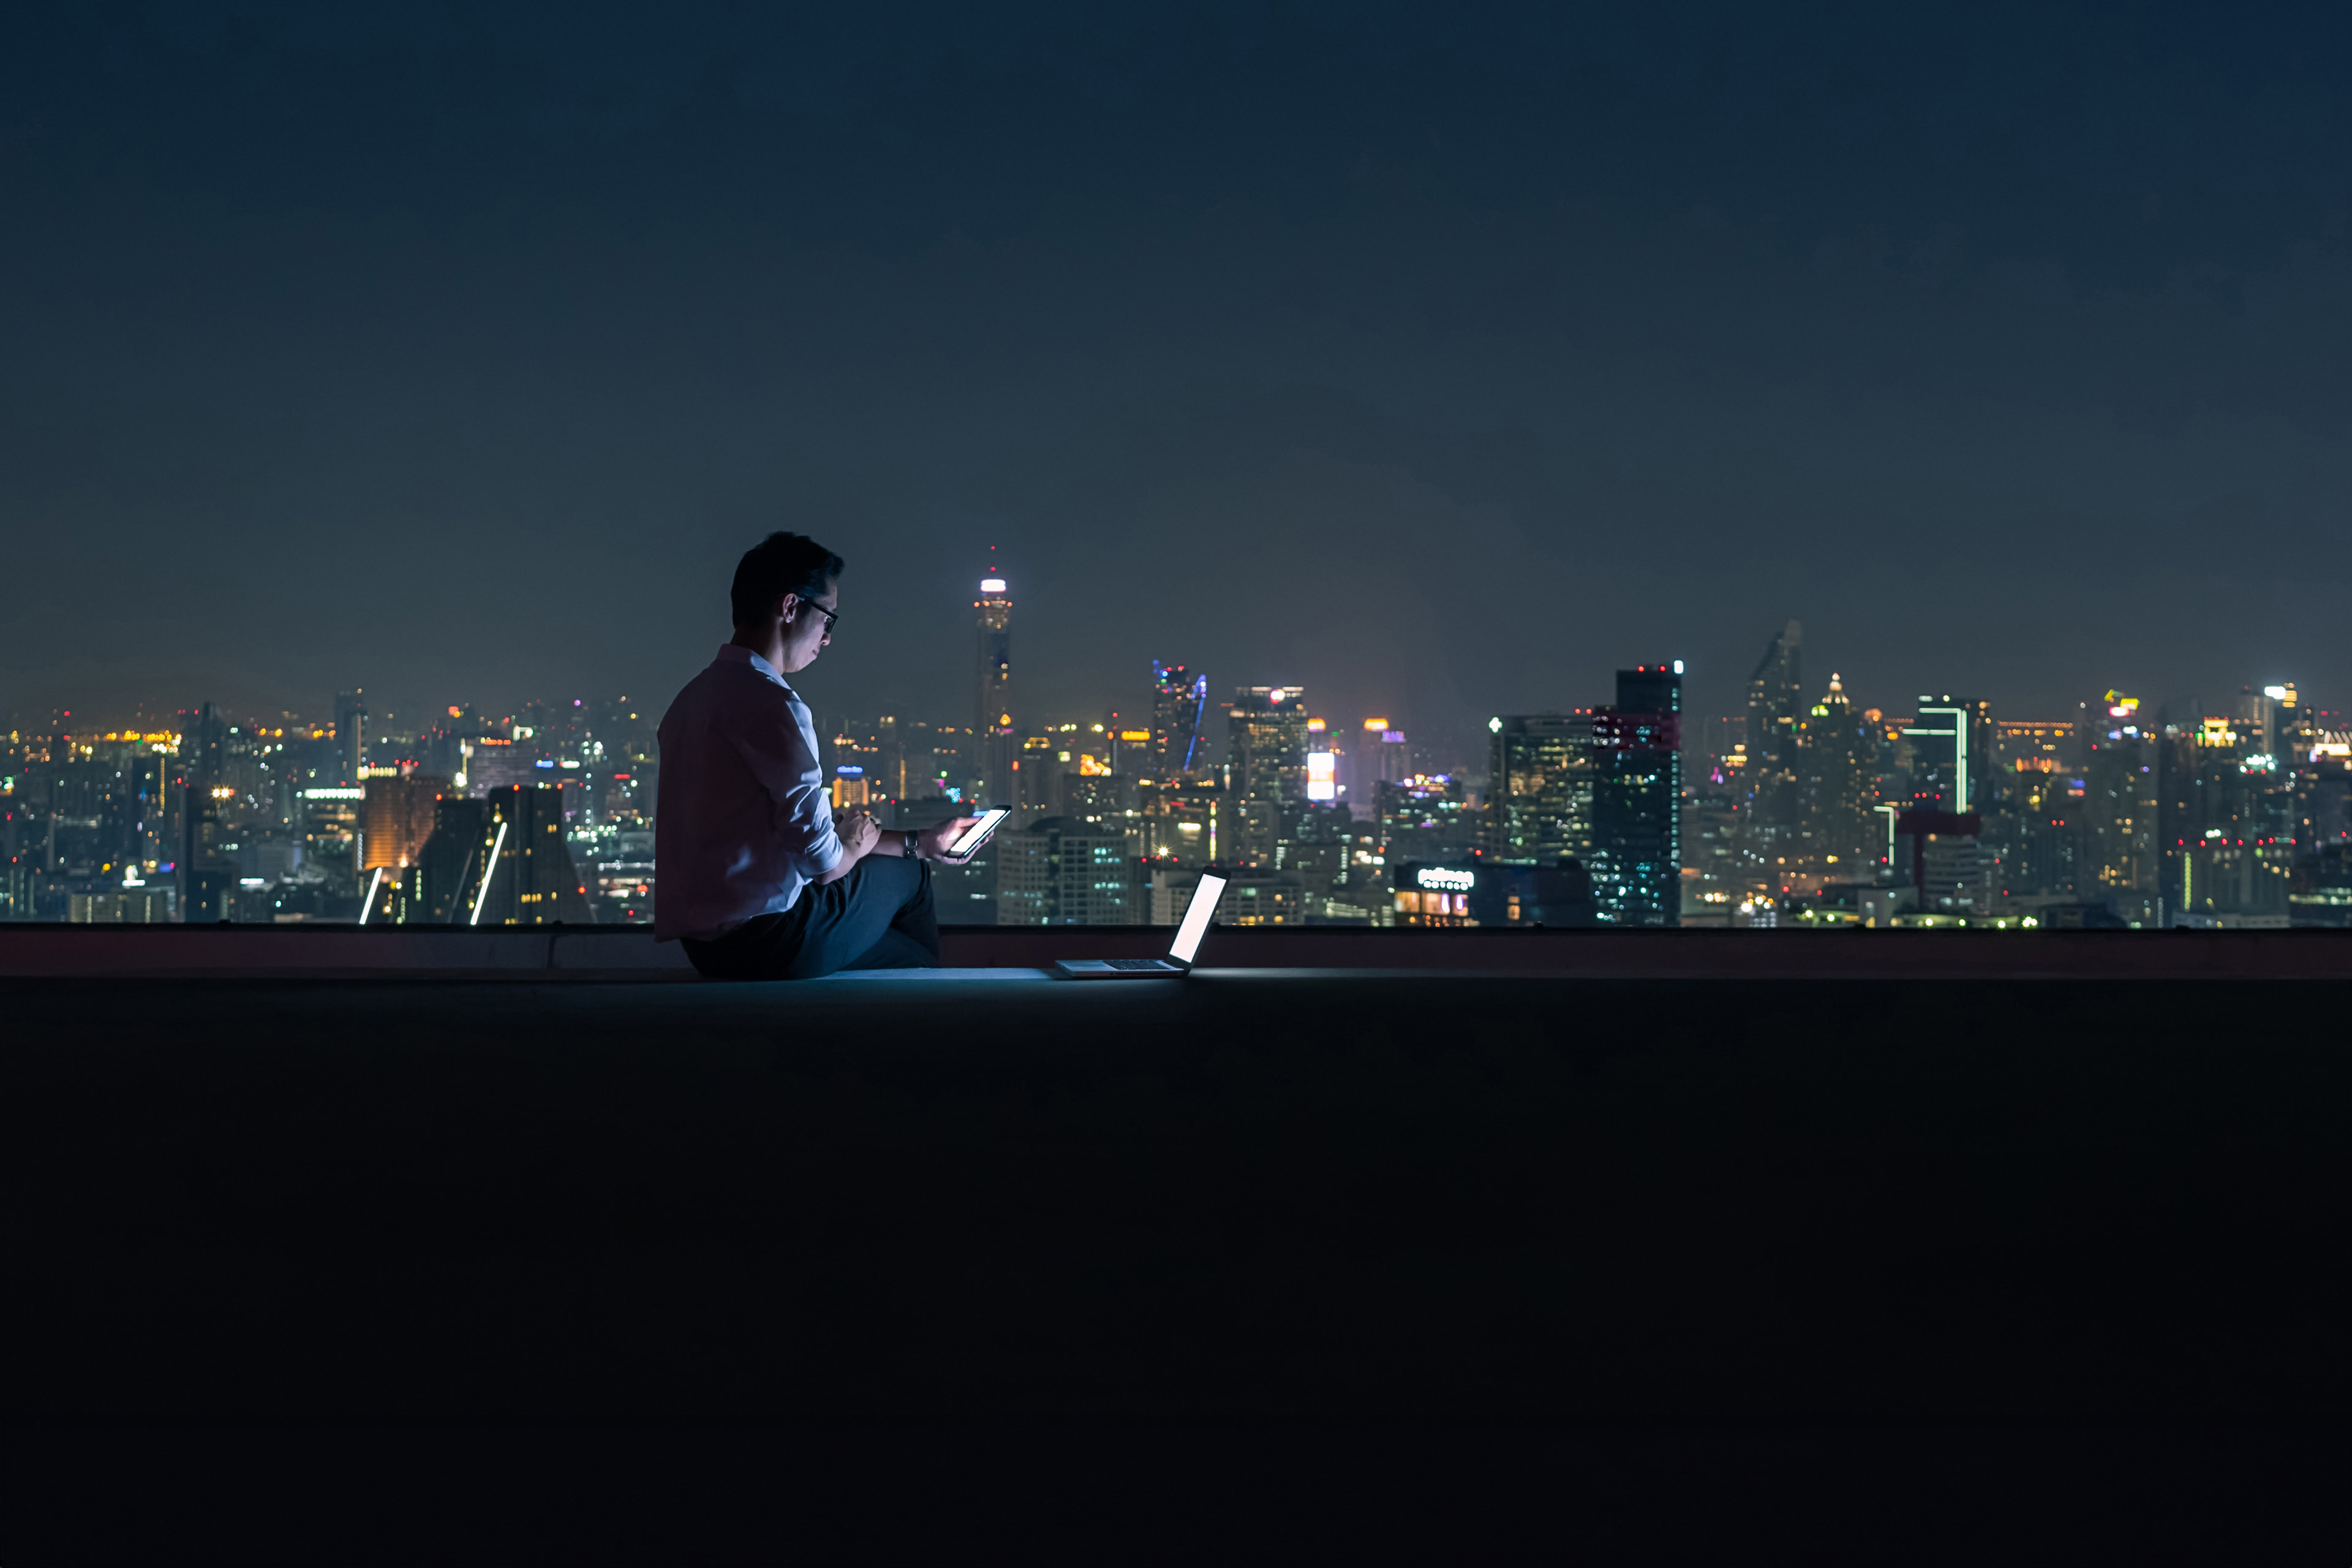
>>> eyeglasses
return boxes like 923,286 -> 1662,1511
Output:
799,600 -> 838,635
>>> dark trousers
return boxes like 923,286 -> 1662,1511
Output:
681,855 -> 940,980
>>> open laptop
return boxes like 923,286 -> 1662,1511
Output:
1050,873 -> 1226,979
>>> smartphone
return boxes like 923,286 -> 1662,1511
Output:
942,806 -> 1011,862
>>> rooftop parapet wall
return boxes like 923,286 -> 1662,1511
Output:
6,923 -> 2352,979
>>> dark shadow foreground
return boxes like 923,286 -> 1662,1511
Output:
2,973 -> 2348,1559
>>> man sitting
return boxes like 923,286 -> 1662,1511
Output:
654,530 -> 980,979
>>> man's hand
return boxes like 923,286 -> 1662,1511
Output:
813,809 -> 881,885
914,816 -> 984,861
834,809 -> 882,861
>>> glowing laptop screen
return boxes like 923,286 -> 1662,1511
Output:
1168,874 -> 1226,965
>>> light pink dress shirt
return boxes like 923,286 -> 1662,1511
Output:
654,645 -> 843,941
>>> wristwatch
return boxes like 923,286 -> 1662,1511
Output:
902,830 -> 918,859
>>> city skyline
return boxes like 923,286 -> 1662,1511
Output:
10,575 -> 2348,933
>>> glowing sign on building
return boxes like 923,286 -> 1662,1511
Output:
1415,867 -> 1476,892
980,578 -> 1007,594
1306,750 -> 1336,801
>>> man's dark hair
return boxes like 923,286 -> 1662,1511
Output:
730,532 -> 844,626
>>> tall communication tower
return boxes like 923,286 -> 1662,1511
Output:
974,557 -> 1014,807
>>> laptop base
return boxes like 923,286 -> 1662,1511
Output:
1050,958 -> 1186,979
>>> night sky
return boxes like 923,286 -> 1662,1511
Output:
6,3 -> 2350,758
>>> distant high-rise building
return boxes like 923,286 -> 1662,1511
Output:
832,764 -> 873,809
1591,663 -> 1683,926
2078,690 -> 2158,924
1014,731 -> 1064,822
1227,687 -> 1311,806
2155,706 -> 2294,924
1136,778 -> 1226,865
2000,769 -> 2084,902
1994,720 -> 2076,777
1374,774 -> 1477,867
1746,621 -> 1804,846
1680,765 -> 1744,919
974,573 -> 1015,807
397,786 -> 589,926
1903,696 -> 1993,813
2236,683 -> 2297,763
177,701 -> 234,921
1800,674 -> 1877,872
334,690 -> 367,782
2291,842 -> 2352,927
1483,712 -> 1594,864
1150,662 -> 1209,778
362,772 -> 450,873
1893,809 -> 1985,914
2293,722 -> 2351,870
993,816 -> 1142,925
479,785 -> 592,925
397,796 -> 491,923
298,785 -> 365,876
1354,719 -> 1411,823
1226,687 -> 1311,867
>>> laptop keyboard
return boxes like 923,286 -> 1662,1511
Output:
1102,958 -> 1174,970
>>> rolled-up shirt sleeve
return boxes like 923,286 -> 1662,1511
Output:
727,696 -> 843,880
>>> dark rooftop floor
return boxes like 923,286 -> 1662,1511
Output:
5,966 -> 2350,1559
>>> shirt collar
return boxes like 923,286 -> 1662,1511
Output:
715,643 -> 793,692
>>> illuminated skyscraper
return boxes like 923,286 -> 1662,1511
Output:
974,573 -> 1014,807
1227,687 -> 1310,805
2155,704 -> 2294,924
1800,674 -> 1877,871
993,816 -> 1143,925
398,796 -> 491,923
1352,718 -> 1409,822
396,786 -> 589,925
1374,774 -> 1477,866
177,701 -> 234,921
1483,713 -> 1594,863
362,772 -> 450,873
1136,778 -> 1225,865
1227,686 -> 1311,866
1591,663 -> 1683,926
334,689 -> 367,782
2078,690 -> 2158,923
1150,662 -> 1209,778
1746,621 -> 1804,850
1903,696 -> 1994,813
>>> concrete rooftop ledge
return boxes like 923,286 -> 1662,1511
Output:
5,921 -> 2352,978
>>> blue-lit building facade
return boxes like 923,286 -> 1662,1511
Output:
1591,664 -> 1682,927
